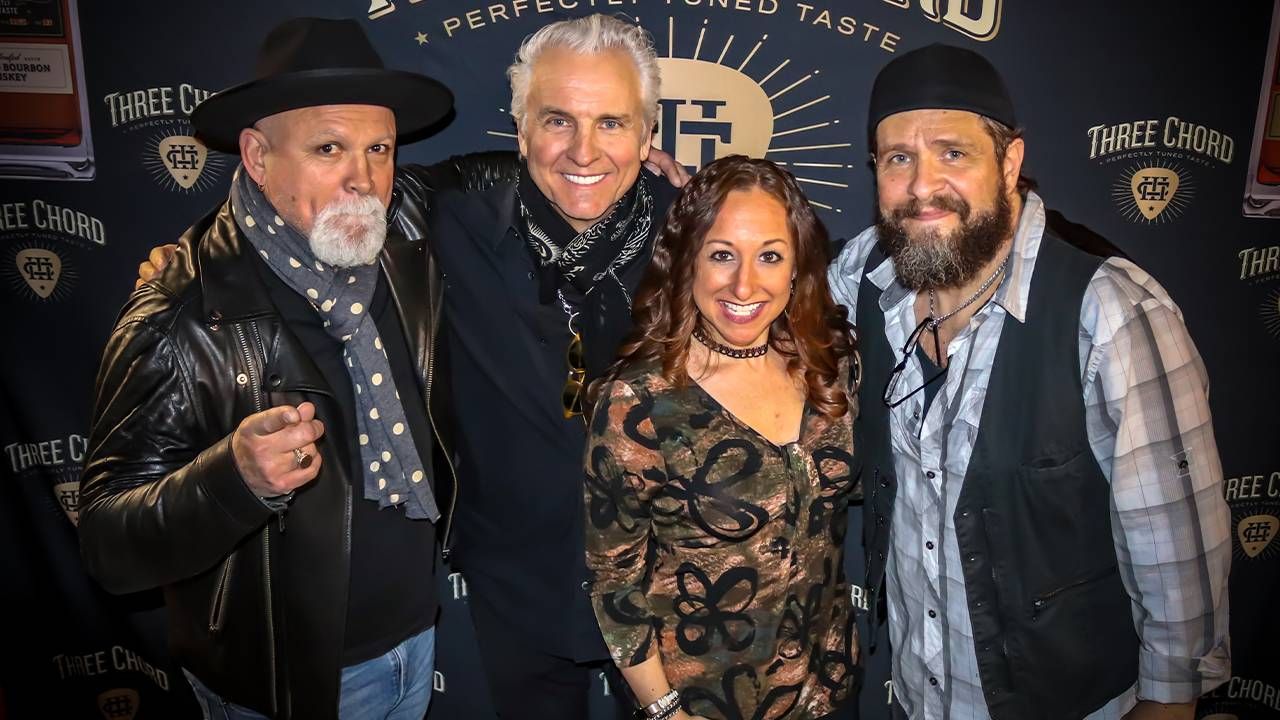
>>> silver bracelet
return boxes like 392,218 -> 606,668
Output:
639,688 -> 680,720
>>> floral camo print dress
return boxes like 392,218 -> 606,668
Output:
584,359 -> 860,720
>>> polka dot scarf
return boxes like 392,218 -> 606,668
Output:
230,167 -> 439,521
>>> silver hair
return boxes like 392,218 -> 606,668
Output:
507,14 -> 660,132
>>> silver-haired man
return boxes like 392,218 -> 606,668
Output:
425,14 -> 683,720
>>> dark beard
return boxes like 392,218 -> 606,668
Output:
876,185 -> 1014,291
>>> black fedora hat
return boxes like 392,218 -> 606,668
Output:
191,17 -> 453,153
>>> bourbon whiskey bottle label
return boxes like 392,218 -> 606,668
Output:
0,0 -> 71,94
0,43 -> 74,94
0,0 -> 95,179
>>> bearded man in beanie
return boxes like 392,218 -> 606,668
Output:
78,18 -> 506,720
829,44 -> 1231,720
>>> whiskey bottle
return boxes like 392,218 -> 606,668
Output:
1258,32 -> 1280,185
0,0 -> 94,180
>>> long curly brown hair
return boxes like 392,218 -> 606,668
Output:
593,155 -> 856,418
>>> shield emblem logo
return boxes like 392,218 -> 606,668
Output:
15,248 -> 61,299
158,135 -> 207,190
97,688 -> 139,720
1238,513 -> 1278,558
53,480 -> 80,526
1130,167 -> 1179,221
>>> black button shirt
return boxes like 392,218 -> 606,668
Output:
428,177 -> 676,660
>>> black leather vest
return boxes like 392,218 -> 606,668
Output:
855,228 -> 1138,719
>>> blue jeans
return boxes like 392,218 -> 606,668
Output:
186,625 -> 436,720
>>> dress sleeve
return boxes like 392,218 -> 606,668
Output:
583,378 -> 668,667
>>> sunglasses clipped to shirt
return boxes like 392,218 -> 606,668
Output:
562,330 -> 586,419
882,316 -> 948,408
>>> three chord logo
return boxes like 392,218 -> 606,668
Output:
1237,510 -> 1278,561
145,133 -> 216,192
13,245 -> 69,300
2,200 -> 103,302
96,688 -> 139,720
1111,162 -> 1193,224
102,84 -> 225,193
1086,115 -> 1233,224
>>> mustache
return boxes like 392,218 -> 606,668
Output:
318,194 -> 386,219
889,194 -> 971,223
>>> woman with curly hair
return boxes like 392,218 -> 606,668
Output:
583,155 -> 861,720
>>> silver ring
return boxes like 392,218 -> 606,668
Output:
292,448 -> 313,470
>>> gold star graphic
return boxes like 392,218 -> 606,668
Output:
414,31 -> 429,46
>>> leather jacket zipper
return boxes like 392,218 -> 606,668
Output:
1030,565 -> 1118,620
246,323 -> 288,535
234,323 -> 266,413
234,322 -> 279,710
426,311 -> 460,562
207,556 -> 234,633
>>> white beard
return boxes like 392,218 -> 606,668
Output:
307,195 -> 387,268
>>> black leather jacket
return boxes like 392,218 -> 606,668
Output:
79,154 -> 518,719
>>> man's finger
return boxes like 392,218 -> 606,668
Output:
257,417 -> 325,456
148,244 -> 177,274
278,449 -> 323,490
295,401 -> 316,424
245,405 -> 301,436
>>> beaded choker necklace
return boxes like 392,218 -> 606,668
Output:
693,324 -> 768,359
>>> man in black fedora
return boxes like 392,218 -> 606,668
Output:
79,17 -> 500,720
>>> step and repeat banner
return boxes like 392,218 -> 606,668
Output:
2,1 -> 1278,718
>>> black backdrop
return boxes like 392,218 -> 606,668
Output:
2,1 -> 1278,718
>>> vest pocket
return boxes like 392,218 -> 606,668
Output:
1005,561 -> 1137,716
1011,448 -> 1113,589
1029,564 -> 1117,621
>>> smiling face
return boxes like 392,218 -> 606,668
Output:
872,108 -> 1022,289
692,187 -> 796,349
516,46 -> 652,232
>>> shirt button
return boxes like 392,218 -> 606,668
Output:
929,677 -> 938,686
580,581 -> 590,590
967,554 -> 977,563
928,609 -> 937,618
538,337 -> 548,346
926,470 -> 936,479
926,541 -> 935,550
